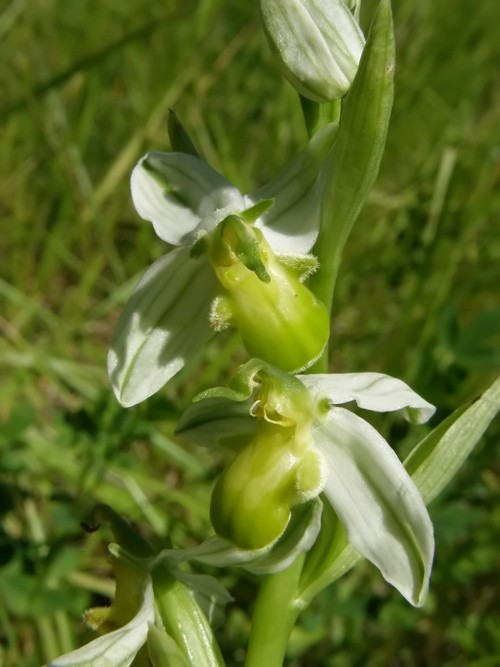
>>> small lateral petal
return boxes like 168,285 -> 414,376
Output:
315,407 -> 434,606
49,578 -> 154,667
299,372 -> 436,423
108,247 -> 217,407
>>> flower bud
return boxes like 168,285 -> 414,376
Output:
208,216 -> 329,373
210,420 -> 323,549
260,0 -> 365,101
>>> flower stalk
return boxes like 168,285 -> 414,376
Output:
245,554 -> 306,667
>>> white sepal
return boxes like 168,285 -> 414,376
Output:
315,407 -> 434,606
260,0 -> 365,101
175,396 -> 256,449
108,247 -> 217,407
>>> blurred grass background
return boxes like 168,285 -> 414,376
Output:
0,0 -> 499,665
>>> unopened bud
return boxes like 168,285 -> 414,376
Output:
260,0 -> 365,101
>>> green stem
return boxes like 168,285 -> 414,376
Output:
245,553 -> 306,667
300,96 -> 341,137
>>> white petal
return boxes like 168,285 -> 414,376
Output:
131,151 -> 244,245
315,407 -> 434,606
299,372 -> 435,423
249,123 -> 337,253
108,247 -> 217,407
49,579 -> 154,667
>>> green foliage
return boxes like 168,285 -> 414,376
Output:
0,0 -> 499,665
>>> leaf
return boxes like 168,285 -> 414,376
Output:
167,109 -> 200,158
404,376 -> 500,504
147,625 -> 189,667
310,0 -> 395,310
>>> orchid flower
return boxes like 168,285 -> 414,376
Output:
108,124 -> 337,407
177,361 -> 436,606
48,506 -> 231,667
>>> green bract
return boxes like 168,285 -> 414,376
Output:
108,124 -> 337,407
180,361 -> 436,606
260,0 -> 365,101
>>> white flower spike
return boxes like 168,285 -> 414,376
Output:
179,363 -> 436,606
108,124 -> 337,407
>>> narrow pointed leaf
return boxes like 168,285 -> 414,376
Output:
167,109 -> 200,157
316,407 -> 434,606
310,0 -> 395,311
173,571 -> 233,628
108,247 -> 217,406
405,376 -> 500,504
152,567 -> 225,667
147,626 -> 190,667
299,498 -> 358,596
